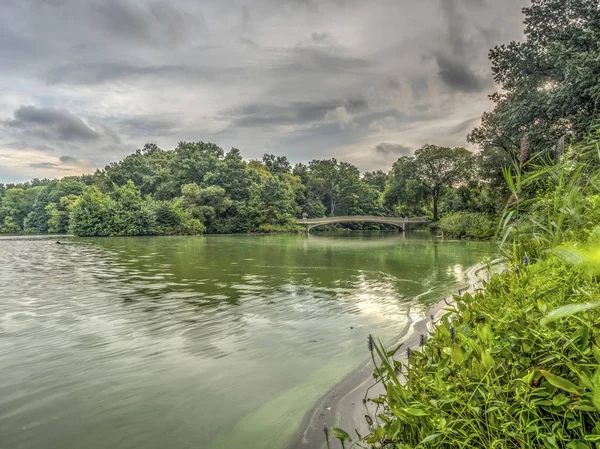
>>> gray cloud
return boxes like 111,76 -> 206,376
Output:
59,155 -> 80,164
0,0 -> 529,182
29,162 -> 60,169
3,106 -> 100,142
56,0 -> 205,48
374,143 -> 414,157
45,62 -> 219,86
278,45 -> 369,76
115,117 -> 180,135
450,116 -> 481,135
435,54 -> 485,92
223,96 -> 368,128
433,0 -> 494,93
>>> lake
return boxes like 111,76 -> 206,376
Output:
0,233 -> 494,449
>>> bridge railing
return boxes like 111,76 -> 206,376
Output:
295,216 -> 429,223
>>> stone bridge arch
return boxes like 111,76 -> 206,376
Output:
295,216 -> 428,233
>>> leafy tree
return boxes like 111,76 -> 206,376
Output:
469,0 -> 600,156
171,141 -> 224,186
0,187 -> 45,233
246,160 -> 272,184
262,154 -> 291,176
259,176 -> 296,225
105,143 -> 174,196
204,148 -> 256,201
412,145 -> 475,221
383,157 -> 427,216
363,170 -> 387,193
47,195 -> 78,233
307,159 -> 364,216
69,186 -> 118,236
181,183 -> 232,233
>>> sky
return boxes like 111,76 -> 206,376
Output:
0,0 -> 529,183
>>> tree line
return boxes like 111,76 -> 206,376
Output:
0,143 -> 495,236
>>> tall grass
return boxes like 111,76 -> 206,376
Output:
499,142 -> 600,262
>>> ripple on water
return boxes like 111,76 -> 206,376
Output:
0,234 -> 494,449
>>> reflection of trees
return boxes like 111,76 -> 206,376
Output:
83,235 -> 493,343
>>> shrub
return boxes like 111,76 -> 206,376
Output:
362,248 -> 600,448
439,212 -> 496,240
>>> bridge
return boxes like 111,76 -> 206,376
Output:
296,216 -> 429,233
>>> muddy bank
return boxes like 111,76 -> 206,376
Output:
289,258 -> 505,449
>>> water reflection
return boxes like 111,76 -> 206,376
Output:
0,233 -> 493,449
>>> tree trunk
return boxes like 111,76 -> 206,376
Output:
433,191 -> 439,221
330,193 -> 335,216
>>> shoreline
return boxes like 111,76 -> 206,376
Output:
289,258 -> 505,449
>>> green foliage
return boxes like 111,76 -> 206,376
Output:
47,194 -> 78,233
500,141 -> 600,261
0,141 -> 504,237
439,212 -> 496,240
69,186 -> 118,237
468,0 -> 600,157
358,251 -> 600,448
383,145 -> 477,220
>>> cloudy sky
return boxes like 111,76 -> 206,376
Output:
0,0 -> 529,183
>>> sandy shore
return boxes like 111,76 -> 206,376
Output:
289,258 -> 505,449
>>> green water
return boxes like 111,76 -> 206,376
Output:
0,233 -> 494,449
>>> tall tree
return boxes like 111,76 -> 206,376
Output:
363,171 -> 387,193
412,145 -> 475,221
469,0 -> 600,156
383,157 -> 427,216
262,154 -> 291,176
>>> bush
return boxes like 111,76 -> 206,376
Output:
257,222 -> 303,233
439,212 -> 496,240
362,246 -> 600,448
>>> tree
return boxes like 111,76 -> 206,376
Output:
104,143 -> 174,196
412,145 -> 475,221
363,171 -> 387,193
204,148 -> 256,201
469,0 -> 600,156
171,141 -> 224,186
47,194 -> 78,233
262,154 -> 291,176
69,186 -> 117,236
383,157 -> 427,216
181,183 -> 233,233
259,176 -> 296,225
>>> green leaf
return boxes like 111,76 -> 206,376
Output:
420,433 -> 441,444
450,345 -> 463,364
592,388 -> 600,411
366,426 -> 384,444
566,442 -> 589,449
331,427 -> 352,442
403,407 -> 429,416
578,327 -> 590,350
584,435 -> 600,442
481,350 -> 495,371
522,369 -> 535,386
539,369 -> 581,394
593,345 -> 600,364
552,393 -> 569,406
572,400 -> 596,411
541,303 -> 600,326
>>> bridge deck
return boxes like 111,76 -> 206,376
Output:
296,215 -> 428,225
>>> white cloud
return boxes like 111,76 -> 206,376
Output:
325,106 -> 353,128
